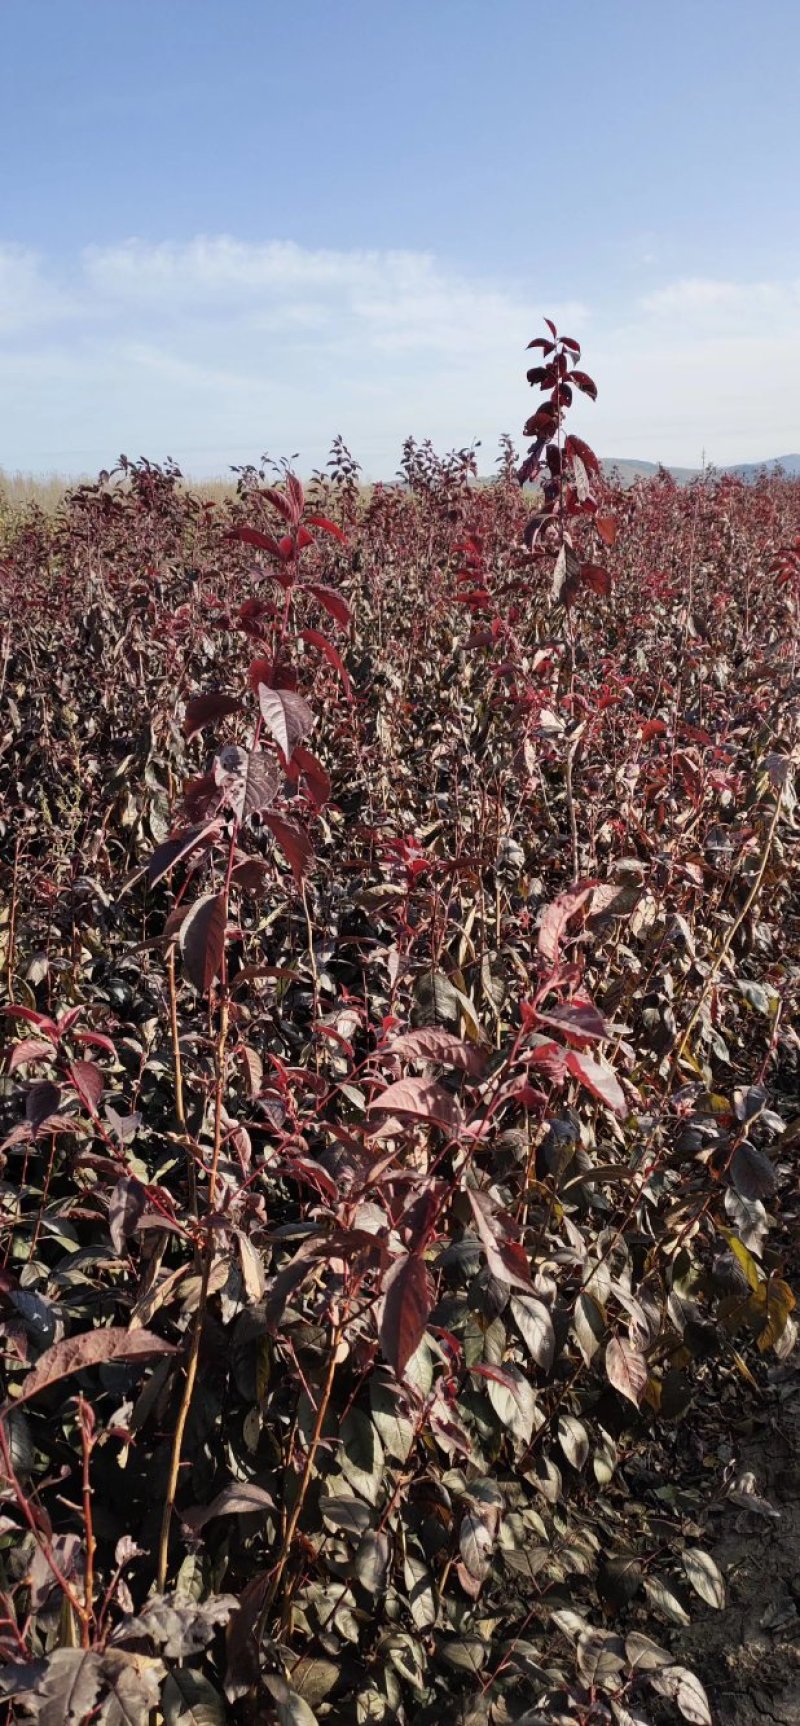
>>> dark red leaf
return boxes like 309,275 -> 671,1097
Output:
290,744 -> 331,810
379,1252 -> 433,1377
148,823 -> 219,887
285,472 -> 305,524
261,813 -> 313,882
228,525 -> 284,557
4,1327 -> 176,1411
580,562 -> 612,597
570,370 -> 598,401
108,1178 -> 148,1254
307,583 -> 352,628
180,891 -> 227,993
564,434 -> 601,477
366,1076 -> 462,1135
468,1191 -> 532,1292
730,1143 -> 777,1201
306,513 -> 348,544
183,692 -> 241,740
25,1081 -> 63,1136
300,627 -> 353,699
536,998 -> 612,1045
389,1027 -> 486,1075
68,1060 -> 104,1114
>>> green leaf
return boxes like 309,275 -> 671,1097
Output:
369,1375 -> 416,1462
354,1529 -> 391,1592
558,1414 -> 589,1470
511,1295 -> 556,1371
403,1549 -> 437,1629
264,1675 -> 320,1725
162,1671 -> 225,1726
340,1406 -> 385,1505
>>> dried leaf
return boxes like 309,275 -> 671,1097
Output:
606,1337 -> 648,1407
682,1547 -> 725,1609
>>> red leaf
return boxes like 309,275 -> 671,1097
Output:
285,472 -> 305,524
260,485 -> 294,522
307,583 -> 352,628
468,1191 -> 532,1292
148,823 -> 220,887
306,513 -> 348,544
183,692 -> 241,740
228,525 -> 284,558
68,1060 -> 104,1114
640,717 -> 667,742
1,1006 -> 59,1040
291,744 -> 331,810
257,682 -> 314,759
379,1252 -> 432,1377
596,513 -> 618,549
389,1028 -> 486,1076
606,1337 -> 648,1406
7,1039 -> 55,1073
570,370 -> 598,401
249,655 -> 297,691
4,1328 -> 176,1411
566,1049 -> 627,1115
580,562 -> 612,598
180,891 -> 227,993
300,627 -> 353,699
366,1076 -> 462,1135
537,881 -> 597,966
526,1040 -> 568,1083
262,813 -> 313,882
564,434 -> 601,477
536,998 -> 612,1046
74,1031 -> 117,1057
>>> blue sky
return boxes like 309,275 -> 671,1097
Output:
1,0 -> 798,476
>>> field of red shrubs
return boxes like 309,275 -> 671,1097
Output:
1,329 -> 800,1726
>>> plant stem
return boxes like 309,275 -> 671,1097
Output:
156,988 -> 229,1591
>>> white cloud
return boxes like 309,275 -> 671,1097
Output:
0,244 -> 77,336
640,275 -> 800,322
0,240 -> 798,474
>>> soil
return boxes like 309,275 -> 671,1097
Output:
670,1364 -> 800,1726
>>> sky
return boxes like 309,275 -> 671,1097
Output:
1,0 -> 799,479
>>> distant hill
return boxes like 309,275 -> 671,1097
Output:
601,454 -> 800,487
723,454 -> 800,481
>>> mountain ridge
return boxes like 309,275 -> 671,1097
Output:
600,453 -> 800,487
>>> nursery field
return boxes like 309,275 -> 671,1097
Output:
1,330 -> 800,1726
